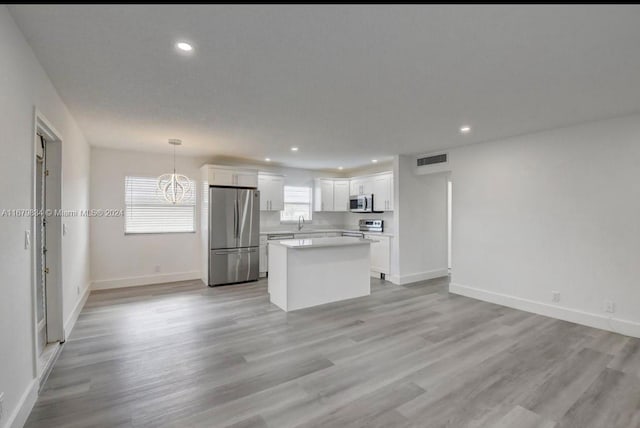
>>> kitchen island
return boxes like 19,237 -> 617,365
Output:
268,237 -> 372,311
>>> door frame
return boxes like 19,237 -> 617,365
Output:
31,108 -> 64,377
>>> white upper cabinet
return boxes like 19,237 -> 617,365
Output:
349,171 -> 393,211
315,178 -> 349,212
333,180 -> 350,212
350,177 -> 374,196
350,178 -> 361,196
258,173 -> 284,211
235,171 -> 259,188
373,172 -> 393,211
208,168 -> 235,186
314,179 -> 335,211
206,165 -> 258,188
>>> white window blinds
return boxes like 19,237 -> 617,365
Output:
280,186 -> 312,222
125,176 -> 196,234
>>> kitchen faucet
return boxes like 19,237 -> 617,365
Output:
298,216 -> 305,231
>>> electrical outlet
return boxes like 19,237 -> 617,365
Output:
0,391 -> 4,422
551,291 -> 560,303
154,265 -> 161,273
604,300 -> 616,313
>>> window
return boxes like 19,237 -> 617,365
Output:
280,186 -> 312,222
125,176 -> 196,234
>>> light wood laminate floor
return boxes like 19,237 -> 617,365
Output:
26,277 -> 640,428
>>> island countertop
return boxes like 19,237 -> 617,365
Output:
269,236 -> 374,249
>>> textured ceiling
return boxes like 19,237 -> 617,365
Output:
9,5 -> 640,169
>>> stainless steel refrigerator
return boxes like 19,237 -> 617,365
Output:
208,187 -> 260,286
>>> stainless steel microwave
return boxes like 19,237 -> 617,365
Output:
349,194 -> 374,212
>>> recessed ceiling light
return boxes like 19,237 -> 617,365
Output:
338,166 -> 344,170
291,147 -> 299,152
460,125 -> 471,134
265,158 -> 271,162
176,42 -> 193,52
371,159 -> 378,163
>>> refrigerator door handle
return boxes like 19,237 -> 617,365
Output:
233,199 -> 238,240
236,198 -> 240,239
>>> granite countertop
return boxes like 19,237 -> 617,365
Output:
269,236 -> 375,249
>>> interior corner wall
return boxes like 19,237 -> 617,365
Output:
392,155 -> 449,285
449,113 -> 640,337
0,6 -> 91,428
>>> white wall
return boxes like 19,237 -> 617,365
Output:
391,155 -> 449,285
0,6 -> 91,428
90,147 -> 210,289
449,113 -> 640,337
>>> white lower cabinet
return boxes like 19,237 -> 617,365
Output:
259,236 -> 268,276
365,234 -> 390,276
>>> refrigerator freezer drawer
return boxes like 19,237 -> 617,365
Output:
209,247 -> 259,286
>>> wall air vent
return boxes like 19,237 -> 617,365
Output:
417,153 -> 447,166
415,152 -> 450,175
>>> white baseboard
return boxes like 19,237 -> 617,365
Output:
91,271 -> 201,290
389,268 -> 449,286
450,282 -> 640,338
64,283 -> 90,340
6,379 -> 38,428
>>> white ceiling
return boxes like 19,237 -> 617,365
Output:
9,5 -> 640,170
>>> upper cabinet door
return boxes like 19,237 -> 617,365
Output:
235,172 -> 258,188
333,180 -> 350,212
208,166 -> 258,188
269,176 -> 284,211
361,178 -> 374,196
372,173 -> 393,211
258,175 -> 270,210
350,179 -> 360,196
258,174 -> 285,211
319,179 -> 335,211
209,168 -> 235,186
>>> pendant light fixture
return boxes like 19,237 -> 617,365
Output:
157,139 -> 191,204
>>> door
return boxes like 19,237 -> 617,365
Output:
269,176 -> 284,210
259,244 -> 267,273
237,189 -> 260,248
209,187 -> 238,249
350,179 -> 361,196
35,141 -> 47,354
373,175 -> 391,211
236,172 -> 258,188
209,248 -> 259,285
319,180 -> 334,211
258,175 -> 270,210
209,168 -> 235,186
361,178 -> 373,196
333,180 -> 350,212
